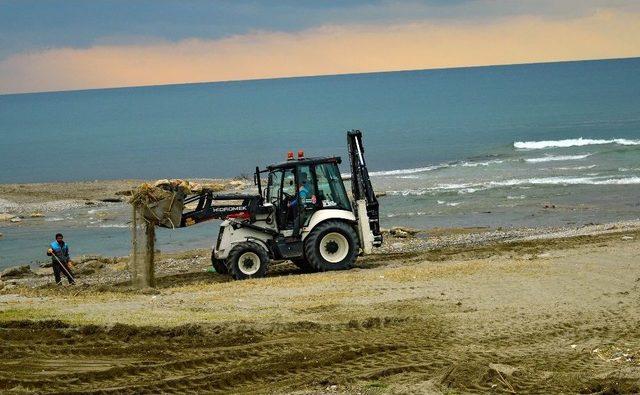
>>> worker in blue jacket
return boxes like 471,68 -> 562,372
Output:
46,233 -> 75,285
288,172 -> 312,209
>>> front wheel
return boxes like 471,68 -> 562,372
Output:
304,220 -> 359,271
227,242 -> 269,280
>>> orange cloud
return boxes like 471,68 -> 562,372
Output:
1,9 -> 639,94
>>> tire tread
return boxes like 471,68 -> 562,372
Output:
227,242 -> 269,280
304,220 -> 358,272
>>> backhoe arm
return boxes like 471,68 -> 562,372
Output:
347,130 -> 382,247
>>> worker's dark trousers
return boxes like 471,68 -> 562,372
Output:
53,261 -> 75,284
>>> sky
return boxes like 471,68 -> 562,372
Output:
1,0 -> 639,94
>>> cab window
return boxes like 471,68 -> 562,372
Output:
267,170 -> 283,204
315,163 -> 351,211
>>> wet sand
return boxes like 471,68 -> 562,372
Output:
0,179 -> 145,204
1,226 -> 639,393
0,178 -> 240,211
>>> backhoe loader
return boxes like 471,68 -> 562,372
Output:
159,130 -> 382,280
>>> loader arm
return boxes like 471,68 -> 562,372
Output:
178,190 -> 263,227
347,130 -> 382,247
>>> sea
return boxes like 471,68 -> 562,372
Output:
1,57 -> 639,269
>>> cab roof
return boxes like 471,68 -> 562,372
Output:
267,156 -> 341,171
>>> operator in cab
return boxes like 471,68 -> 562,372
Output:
287,172 -> 311,209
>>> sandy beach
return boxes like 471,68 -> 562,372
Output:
1,203 -> 639,393
2,3 -> 639,393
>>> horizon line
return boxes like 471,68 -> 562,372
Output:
1,55 -> 638,97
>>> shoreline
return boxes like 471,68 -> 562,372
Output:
2,218 -> 638,290
1,178 -> 639,271
0,178 -> 247,211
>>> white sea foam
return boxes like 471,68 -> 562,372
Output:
423,176 -> 640,194
492,176 -> 640,187
369,164 -> 447,176
386,212 -> 426,218
431,182 -> 475,190
92,223 -> 129,228
554,165 -> 597,170
514,138 -> 640,150
370,158 -> 506,177
389,189 -> 428,196
456,159 -> 504,167
437,200 -> 465,206
458,187 -> 483,194
525,154 -> 591,163
391,174 -> 640,198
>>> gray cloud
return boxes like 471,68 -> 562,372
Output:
1,0 -> 639,59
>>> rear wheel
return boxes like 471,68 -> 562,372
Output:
304,220 -> 359,271
227,242 -> 269,280
210,250 -> 228,274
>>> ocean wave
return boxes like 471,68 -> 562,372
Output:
369,164 -> 448,176
430,182 -> 475,190
370,158 -> 507,178
419,175 -> 640,194
386,211 -> 426,218
525,154 -> 591,163
388,189 -> 429,196
456,159 -> 504,167
391,175 -> 640,197
88,223 -> 129,228
488,176 -> 640,187
514,138 -> 640,150
554,165 -> 597,170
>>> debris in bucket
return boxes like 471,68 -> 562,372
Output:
129,179 -> 194,288
130,179 -> 191,228
128,179 -> 230,288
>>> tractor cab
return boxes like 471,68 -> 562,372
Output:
264,153 -> 352,234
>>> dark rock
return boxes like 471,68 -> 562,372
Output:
1,265 -> 33,279
391,226 -> 420,235
75,260 -> 106,275
100,198 -> 123,203
77,255 -> 103,264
